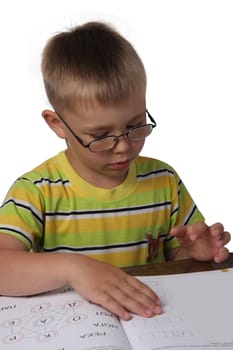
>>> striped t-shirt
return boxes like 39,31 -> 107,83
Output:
0,151 -> 204,267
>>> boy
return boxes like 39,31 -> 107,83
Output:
0,21 -> 230,321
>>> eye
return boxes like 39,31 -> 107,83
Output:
127,115 -> 147,129
90,132 -> 109,139
127,121 -> 145,130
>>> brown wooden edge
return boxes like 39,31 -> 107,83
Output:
123,252 -> 233,276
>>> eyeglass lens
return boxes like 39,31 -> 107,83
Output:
89,124 -> 153,152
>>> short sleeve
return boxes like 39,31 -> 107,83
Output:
0,178 -> 45,251
164,168 -> 205,253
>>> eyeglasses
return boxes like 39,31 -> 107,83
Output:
56,109 -> 157,153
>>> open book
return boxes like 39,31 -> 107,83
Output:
0,268 -> 232,350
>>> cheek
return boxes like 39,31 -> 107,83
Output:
78,149 -> 104,166
133,140 -> 145,153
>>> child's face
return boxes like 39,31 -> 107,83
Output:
61,93 -> 146,188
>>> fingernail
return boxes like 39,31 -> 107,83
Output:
146,305 -> 163,316
123,312 -> 132,320
154,305 -> 163,315
145,309 -> 154,317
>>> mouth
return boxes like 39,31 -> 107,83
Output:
109,160 -> 131,170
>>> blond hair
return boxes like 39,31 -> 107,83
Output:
41,21 -> 146,112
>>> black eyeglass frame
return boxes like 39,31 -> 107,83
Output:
55,109 -> 157,152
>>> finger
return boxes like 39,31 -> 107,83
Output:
170,223 -> 201,244
171,222 -> 208,240
215,231 -> 230,248
106,278 -> 162,318
124,276 -> 162,314
210,223 -> 225,238
98,288 -> 147,320
170,225 -> 186,237
97,291 -> 132,321
111,285 -> 162,318
186,221 -> 209,240
169,225 -> 187,242
214,247 -> 229,263
210,222 -> 224,232
223,231 -> 231,245
126,274 -> 158,302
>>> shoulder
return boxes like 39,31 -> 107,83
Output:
16,151 -> 66,183
135,156 -> 176,176
7,152 -> 69,195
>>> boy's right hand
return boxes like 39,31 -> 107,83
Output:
65,254 -> 162,320
0,235 -> 162,320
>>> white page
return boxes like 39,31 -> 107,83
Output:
0,287 -> 132,350
121,268 -> 233,350
1,269 -> 232,350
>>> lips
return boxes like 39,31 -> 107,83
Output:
109,160 -> 130,170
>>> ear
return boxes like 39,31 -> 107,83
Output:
42,110 -> 66,139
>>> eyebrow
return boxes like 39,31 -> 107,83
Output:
83,113 -> 146,133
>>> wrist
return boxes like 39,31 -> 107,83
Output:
62,253 -> 90,287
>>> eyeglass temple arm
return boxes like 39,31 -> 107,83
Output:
55,110 -> 87,147
146,109 -> 157,126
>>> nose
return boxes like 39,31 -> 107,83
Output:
112,134 -> 130,153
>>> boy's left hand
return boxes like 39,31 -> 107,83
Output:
170,222 -> 231,263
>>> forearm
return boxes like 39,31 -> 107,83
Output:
0,250 -> 74,296
0,249 -> 163,321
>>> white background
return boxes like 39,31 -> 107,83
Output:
1,0 -> 232,251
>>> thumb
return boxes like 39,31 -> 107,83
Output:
170,225 -> 187,239
171,222 -> 208,241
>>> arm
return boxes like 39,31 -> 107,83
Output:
167,221 -> 231,262
0,235 -> 71,294
0,235 -> 162,320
